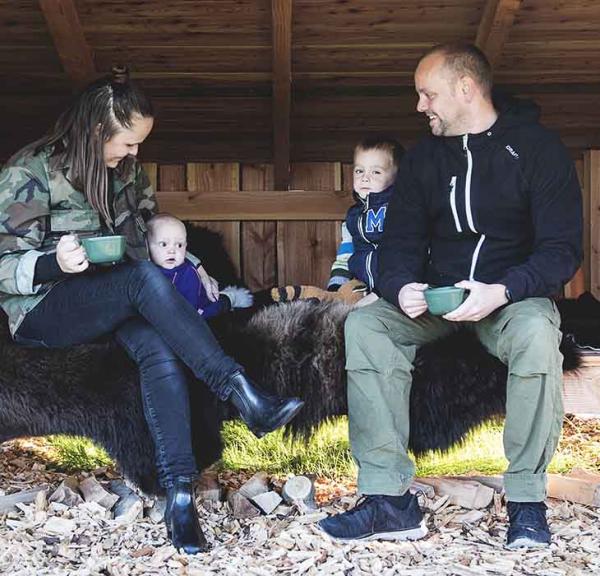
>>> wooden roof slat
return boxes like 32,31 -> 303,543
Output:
38,0 -> 96,87
475,0 -> 523,68
271,0 -> 292,190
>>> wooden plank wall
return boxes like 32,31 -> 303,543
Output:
143,161 -> 353,291
143,157 -> 600,297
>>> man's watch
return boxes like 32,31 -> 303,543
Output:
504,287 -> 512,303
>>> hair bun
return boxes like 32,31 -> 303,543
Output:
111,65 -> 129,85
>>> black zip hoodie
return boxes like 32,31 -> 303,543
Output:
378,95 -> 583,306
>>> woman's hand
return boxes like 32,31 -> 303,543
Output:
196,265 -> 219,302
56,234 -> 89,274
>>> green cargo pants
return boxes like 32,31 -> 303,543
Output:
345,297 -> 563,502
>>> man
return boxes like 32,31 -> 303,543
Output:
319,43 -> 582,548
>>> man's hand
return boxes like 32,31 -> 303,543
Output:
196,264 -> 219,302
443,280 -> 508,322
56,234 -> 89,274
398,282 -> 429,318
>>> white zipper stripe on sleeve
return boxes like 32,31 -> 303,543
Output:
462,134 -> 477,233
469,234 -> 486,281
449,176 -> 462,232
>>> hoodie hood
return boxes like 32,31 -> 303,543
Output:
492,91 -> 541,132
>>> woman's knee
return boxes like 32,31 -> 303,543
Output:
127,259 -> 164,285
117,319 -> 177,365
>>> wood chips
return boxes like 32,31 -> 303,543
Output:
1,440 -> 600,576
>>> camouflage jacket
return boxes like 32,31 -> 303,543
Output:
0,144 -> 157,336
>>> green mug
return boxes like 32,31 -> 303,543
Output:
423,286 -> 467,316
81,235 -> 126,264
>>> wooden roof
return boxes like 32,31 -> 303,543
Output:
2,0 -> 600,176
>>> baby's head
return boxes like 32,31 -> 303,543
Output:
147,213 -> 187,270
353,136 -> 404,198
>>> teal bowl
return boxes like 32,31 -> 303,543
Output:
81,235 -> 126,264
424,286 -> 466,316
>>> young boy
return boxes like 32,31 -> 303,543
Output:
147,213 -> 252,318
328,136 -> 404,293
272,136 -> 404,305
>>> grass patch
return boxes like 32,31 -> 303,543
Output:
38,416 -> 600,478
222,416 -> 600,478
46,435 -> 112,472
220,418 -> 355,478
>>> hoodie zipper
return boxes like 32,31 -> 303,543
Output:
449,176 -> 462,232
358,195 -> 376,289
462,134 -> 486,281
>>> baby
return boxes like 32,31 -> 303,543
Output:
147,213 -> 252,318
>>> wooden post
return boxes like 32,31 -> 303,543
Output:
271,0 -> 292,190
38,0 -> 96,87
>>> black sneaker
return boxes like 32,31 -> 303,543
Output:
318,493 -> 427,542
506,501 -> 551,549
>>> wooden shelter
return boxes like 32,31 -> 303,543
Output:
1,0 -> 599,293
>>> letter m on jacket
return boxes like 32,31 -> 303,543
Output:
365,206 -> 386,233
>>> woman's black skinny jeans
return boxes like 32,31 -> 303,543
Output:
15,260 -> 243,487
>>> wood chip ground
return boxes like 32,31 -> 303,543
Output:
1,440 -> 600,576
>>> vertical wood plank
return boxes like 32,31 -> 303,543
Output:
159,164 -> 186,193
587,151 -> 600,298
564,158 -> 586,298
277,162 -> 344,286
187,162 -> 241,277
576,158 -> 590,294
290,162 -> 341,190
271,0 -> 292,190
342,163 -> 354,193
241,164 -> 277,291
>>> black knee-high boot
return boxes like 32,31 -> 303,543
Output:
227,371 -> 304,438
165,477 -> 209,554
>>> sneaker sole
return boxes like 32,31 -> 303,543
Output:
322,519 -> 428,542
506,536 -> 550,549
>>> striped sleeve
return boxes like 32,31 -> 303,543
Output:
328,222 -> 354,289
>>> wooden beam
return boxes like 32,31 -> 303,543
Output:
475,0 -> 523,68
271,0 -> 292,190
39,0 -> 95,87
156,189 -> 352,221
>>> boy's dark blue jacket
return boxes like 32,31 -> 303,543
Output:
345,184 -> 395,290
378,95 -> 583,305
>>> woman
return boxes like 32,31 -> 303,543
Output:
0,67 -> 303,554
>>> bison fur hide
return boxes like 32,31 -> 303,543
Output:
0,225 -> 587,493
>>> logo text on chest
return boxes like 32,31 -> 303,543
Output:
365,206 -> 387,233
